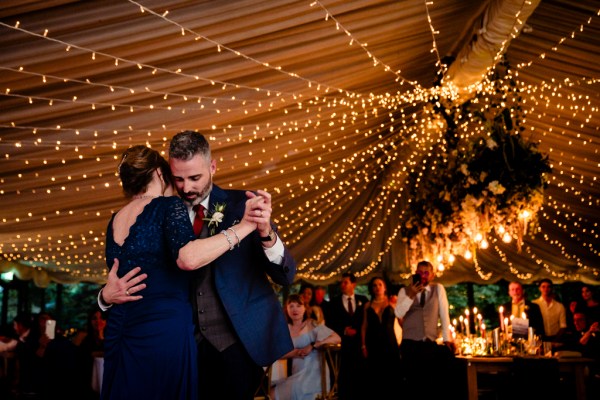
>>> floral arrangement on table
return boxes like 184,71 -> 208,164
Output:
204,202 -> 226,236
402,63 -> 552,269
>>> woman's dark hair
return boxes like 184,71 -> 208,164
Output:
117,145 -> 172,198
367,276 -> 388,298
13,313 -> 33,329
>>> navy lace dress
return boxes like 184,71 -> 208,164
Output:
102,196 -> 197,400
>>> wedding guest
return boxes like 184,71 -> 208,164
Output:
360,276 -> 402,398
532,278 -> 567,341
394,260 -> 456,398
558,311 -> 600,396
299,282 -> 325,325
270,294 -> 341,400
559,312 -> 600,356
313,285 -> 331,322
0,313 -> 43,396
501,281 -> 544,338
100,131 -> 296,400
571,284 -> 600,325
36,312 -> 79,400
74,309 -> 107,399
327,272 -> 368,400
101,145 -> 266,399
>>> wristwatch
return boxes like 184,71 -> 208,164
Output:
260,229 -> 276,242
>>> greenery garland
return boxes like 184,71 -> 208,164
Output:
402,60 -> 552,269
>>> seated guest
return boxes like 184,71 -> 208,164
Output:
558,311 -> 600,396
501,281 -> 544,338
558,312 -> 600,359
270,294 -> 341,400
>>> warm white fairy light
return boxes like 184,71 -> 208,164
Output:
0,2 -> 598,285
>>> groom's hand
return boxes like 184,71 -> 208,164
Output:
101,258 -> 147,305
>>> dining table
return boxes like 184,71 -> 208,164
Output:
456,355 -> 593,400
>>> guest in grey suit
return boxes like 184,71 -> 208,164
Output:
99,130 -> 296,399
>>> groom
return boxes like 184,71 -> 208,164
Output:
100,130 -> 296,399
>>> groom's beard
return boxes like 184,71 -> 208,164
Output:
180,181 -> 212,207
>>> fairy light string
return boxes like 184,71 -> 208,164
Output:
0,2 -> 598,282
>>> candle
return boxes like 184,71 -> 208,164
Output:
459,315 -> 465,334
499,306 -> 504,332
465,309 -> 471,336
481,323 -> 486,338
503,317 -> 509,334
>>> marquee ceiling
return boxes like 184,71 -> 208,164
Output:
1,0 -> 598,287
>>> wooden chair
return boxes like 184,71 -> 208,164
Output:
317,343 -> 341,400
254,363 -> 276,400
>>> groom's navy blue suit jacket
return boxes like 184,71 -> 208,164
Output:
205,185 -> 296,366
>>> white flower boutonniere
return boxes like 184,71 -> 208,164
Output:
204,203 -> 226,236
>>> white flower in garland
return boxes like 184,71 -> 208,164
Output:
487,180 -> 506,195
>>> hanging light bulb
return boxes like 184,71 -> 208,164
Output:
464,249 -> 472,260
502,232 -> 512,243
519,210 -> 531,219
480,239 -> 489,249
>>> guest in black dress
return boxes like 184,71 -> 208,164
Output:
360,276 -> 402,398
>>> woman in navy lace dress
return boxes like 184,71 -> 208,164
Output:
102,146 -> 262,400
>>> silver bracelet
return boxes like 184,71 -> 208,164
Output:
227,227 -> 241,247
221,230 -> 234,251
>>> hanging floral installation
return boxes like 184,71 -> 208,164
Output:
402,60 -> 552,272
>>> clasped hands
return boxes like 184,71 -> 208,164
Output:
296,342 -> 318,358
243,190 -> 273,238
102,190 -> 276,305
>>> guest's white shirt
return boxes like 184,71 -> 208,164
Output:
342,294 -> 356,314
533,296 -> 567,337
395,284 -> 452,342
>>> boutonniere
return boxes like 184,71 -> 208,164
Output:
204,203 -> 226,236
357,300 -> 363,307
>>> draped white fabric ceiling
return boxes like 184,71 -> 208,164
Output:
1,0 -> 598,287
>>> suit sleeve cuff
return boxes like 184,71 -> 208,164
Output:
263,235 -> 284,264
98,288 -> 113,311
